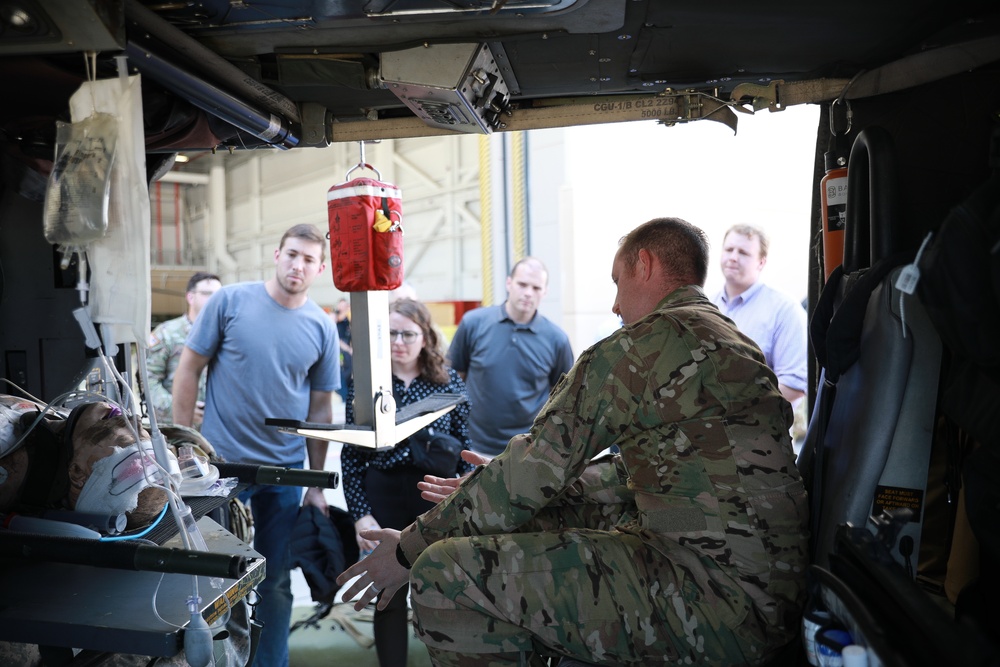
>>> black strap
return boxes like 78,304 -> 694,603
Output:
812,251 -> 913,385
808,374 -> 837,563
16,412 -> 73,511
395,543 -> 412,569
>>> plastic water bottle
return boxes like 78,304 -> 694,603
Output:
842,645 -> 868,667
802,607 -> 832,666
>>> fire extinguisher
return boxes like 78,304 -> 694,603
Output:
821,100 -> 851,281
821,144 -> 848,280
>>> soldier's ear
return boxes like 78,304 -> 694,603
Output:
637,248 -> 655,282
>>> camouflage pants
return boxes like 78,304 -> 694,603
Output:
409,459 -> 768,666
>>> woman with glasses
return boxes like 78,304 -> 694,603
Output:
340,297 -> 472,666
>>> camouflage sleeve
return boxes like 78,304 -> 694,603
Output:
145,325 -> 174,421
525,455 -> 633,532
400,334 -> 649,558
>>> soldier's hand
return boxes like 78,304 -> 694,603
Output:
336,528 -> 407,611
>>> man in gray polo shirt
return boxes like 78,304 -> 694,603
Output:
448,257 -> 574,456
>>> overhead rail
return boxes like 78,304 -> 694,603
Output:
125,40 -> 300,150
123,0 -> 301,123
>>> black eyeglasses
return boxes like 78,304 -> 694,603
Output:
389,330 -> 421,344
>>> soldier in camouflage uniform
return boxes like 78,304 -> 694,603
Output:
145,271 -> 220,425
338,218 -> 809,667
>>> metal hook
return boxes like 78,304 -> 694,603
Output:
345,162 -> 382,180
829,97 -> 853,136
830,70 -> 865,136
345,141 -> 382,180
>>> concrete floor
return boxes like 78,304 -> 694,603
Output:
288,602 -> 432,667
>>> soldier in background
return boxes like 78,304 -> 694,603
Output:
338,217 -> 809,667
145,271 -> 221,426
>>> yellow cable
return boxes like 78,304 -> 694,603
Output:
478,135 -> 494,306
511,132 -> 527,261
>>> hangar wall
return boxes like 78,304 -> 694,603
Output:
161,129 -> 583,349
153,106 -> 821,357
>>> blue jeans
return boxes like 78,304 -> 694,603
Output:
337,368 -> 351,404
241,474 -> 302,667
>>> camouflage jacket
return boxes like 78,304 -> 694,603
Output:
146,315 -> 206,423
399,285 -> 809,627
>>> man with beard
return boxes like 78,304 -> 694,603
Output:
338,218 -> 808,667
172,223 -> 340,667
447,257 -> 573,457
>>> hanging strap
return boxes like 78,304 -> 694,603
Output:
734,34 -> 1000,110
845,34 -> 1000,101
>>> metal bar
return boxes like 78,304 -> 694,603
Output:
125,40 -> 299,150
0,533 -> 247,579
214,462 -> 339,489
0,519 -> 263,657
350,290 -> 395,447
123,0 -> 301,123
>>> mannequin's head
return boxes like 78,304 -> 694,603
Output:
0,399 -> 171,530
65,402 -> 169,529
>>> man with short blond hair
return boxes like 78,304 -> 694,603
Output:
713,223 -> 807,405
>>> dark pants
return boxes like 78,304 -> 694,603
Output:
241,475 -> 303,667
366,464 -> 434,667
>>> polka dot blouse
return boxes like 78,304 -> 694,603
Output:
341,367 -> 473,522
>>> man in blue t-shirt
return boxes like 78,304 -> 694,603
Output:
172,223 -> 339,667
448,257 -> 574,457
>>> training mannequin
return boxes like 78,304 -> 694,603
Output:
0,397 -> 169,530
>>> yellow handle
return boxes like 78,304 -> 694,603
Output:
373,209 -> 392,232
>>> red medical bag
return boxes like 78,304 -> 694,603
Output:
327,176 -> 403,292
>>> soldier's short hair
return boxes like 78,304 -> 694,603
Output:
619,217 -> 710,287
186,271 -> 221,293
